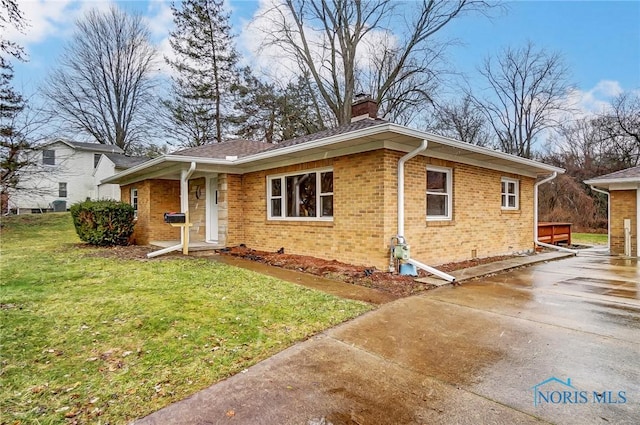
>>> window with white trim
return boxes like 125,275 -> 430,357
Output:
501,177 -> 519,209
58,182 -> 67,198
43,150 -> 55,165
426,166 -> 452,220
131,188 -> 138,218
267,169 -> 333,220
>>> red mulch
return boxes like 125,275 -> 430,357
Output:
74,242 -> 519,298
218,246 -> 517,297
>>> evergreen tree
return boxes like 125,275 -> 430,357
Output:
165,0 -> 239,146
232,69 -> 325,144
0,0 -> 28,213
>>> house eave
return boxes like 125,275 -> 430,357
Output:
103,123 -> 564,184
584,177 -> 640,189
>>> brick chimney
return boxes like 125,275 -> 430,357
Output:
351,93 -> 378,122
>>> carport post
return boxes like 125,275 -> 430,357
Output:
180,162 -> 197,255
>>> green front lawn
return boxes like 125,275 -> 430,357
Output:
571,232 -> 608,246
0,214 -> 371,424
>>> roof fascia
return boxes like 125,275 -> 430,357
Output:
101,155 -> 235,184
104,122 -> 564,184
383,141 -> 540,178
584,177 -> 640,186
386,124 -> 565,175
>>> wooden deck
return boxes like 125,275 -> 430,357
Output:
538,222 -> 572,246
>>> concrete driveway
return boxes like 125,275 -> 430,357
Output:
136,254 -> 639,425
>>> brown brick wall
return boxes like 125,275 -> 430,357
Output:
610,189 -> 637,255
122,179 -> 180,244
238,149 -> 535,270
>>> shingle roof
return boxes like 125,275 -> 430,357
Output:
104,153 -> 148,169
263,118 -> 387,152
588,165 -> 640,181
169,118 -> 387,159
172,139 -> 274,158
64,140 -> 124,153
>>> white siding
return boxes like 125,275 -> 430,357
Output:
9,142 -> 119,212
94,157 -> 122,201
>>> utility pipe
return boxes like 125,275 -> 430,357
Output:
396,140 -> 456,283
589,185 -> 610,252
534,172 -> 577,254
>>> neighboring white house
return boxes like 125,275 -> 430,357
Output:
94,152 -> 148,200
9,139 -> 146,214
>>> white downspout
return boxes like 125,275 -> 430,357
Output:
398,140 -> 428,236
637,187 -> 639,257
534,172 -> 577,254
589,185 -> 610,252
147,162 -> 197,258
397,140 -> 456,283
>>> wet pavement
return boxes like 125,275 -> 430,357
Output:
135,254 -> 639,425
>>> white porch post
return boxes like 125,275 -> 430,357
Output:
181,162 -> 197,254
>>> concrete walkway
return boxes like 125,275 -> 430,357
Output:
416,251 -> 575,285
134,253 -> 639,425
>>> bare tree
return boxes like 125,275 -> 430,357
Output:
593,91 -> 640,167
425,95 -> 489,145
45,6 -> 158,153
470,42 -> 572,158
0,0 -> 26,66
258,0 -> 491,125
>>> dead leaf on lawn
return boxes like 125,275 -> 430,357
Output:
226,410 -> 235,417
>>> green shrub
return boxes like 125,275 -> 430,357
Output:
70,200 -> 135,246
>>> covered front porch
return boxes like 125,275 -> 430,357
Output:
114,159 -> 241,257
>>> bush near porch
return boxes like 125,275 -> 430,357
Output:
0,213 -> 371,424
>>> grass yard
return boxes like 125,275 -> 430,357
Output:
571,232 -> 608,246
0,214 -> 371,424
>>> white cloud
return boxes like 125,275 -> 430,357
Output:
5,0 -> 76,47
238,0 -> 396,89
238,0 -> 308,82
144,0 -> 174,39
5,0 -> 117,51
564,80 -> 624,118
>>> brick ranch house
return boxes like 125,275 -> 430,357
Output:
103,101 -> 565,274
585,166 -> 640,257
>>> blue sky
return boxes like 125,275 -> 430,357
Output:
8,0 -> 640,116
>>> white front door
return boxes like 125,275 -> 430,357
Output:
207,177 -> 219,242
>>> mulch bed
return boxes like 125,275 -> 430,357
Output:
217,245 -> 517,297
75,242 -> 520,298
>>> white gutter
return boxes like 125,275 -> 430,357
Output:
148,162 -> 196,258
589,185 -> 610,251
397,140 -> 456,283
104,122 -> 564,185
534,172 -> 577,254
